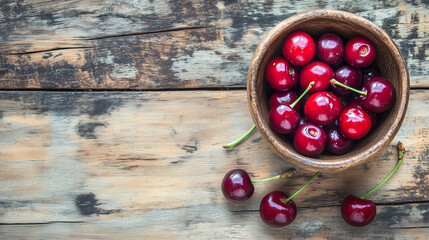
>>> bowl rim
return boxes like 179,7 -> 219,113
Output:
247,9 -> 410,172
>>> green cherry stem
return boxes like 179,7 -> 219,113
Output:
330,79 -> 367,96
251,169 -> 296,183
360,141 -> 405,199
223,125 -> 256,148
282,172 -> 321,204
290,81 -> 315,109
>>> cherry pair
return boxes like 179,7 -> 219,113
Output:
222,168 -> 320,227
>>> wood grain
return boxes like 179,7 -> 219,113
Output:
0,0 -> 428,89
0,90 -> 428,238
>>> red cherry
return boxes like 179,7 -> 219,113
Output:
269,90 -> 300,111
339,107 -> 371,140
332,66 -> 362,96
341,195 -> 376,227
359,77 -> 396,113
317,33 -> 344,66
282,32 -> 316,66
260,191 -> 297,227
347,99 -> 378,131
299,61 -> 334,93
294,123 -> 327,156
325,125 -> 354,155
345,37 -> 376,68
304,91 -> 342,126
269,105 -> 300,134
221,169 -> 254,202
265,57 -> 299,91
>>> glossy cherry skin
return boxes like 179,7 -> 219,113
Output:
221,169 -> 254,203
317,33 -> 344,66
341,195 -> 376,227
299,61 -> 334,93
361,64 -> 381,85
294,123 -> 327,156
359,77 -> 396,113
332,66 -> 362,96
269,90 -> 300,111
304,92 -> 342,126
269,105 -> 300,134
325,125 -> 354,155
260,191 -> 297,227
339,107 -> 372,140
282,32 -> 316,66
345,37 -> 376,68
347,99 -> 378,131
266,57 -> 299,91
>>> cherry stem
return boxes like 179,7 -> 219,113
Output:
251,169 -> 296,183
360,142 -> 405,199
223,125 -> 256,148
282,172 -> 321,204
290,81 -> 315,109
330,79 -> 367,96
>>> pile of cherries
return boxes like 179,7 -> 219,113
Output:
266,31 -> 396,156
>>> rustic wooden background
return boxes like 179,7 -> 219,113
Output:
1,0 -> 428,239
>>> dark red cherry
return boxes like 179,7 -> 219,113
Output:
332,66 -> 362,96
339,107 -> 371,140
341,195 -> 376,227
282,32 -> 316,66
359,77 -> 396,113
221,169 -> 254,203
304,91 -> 342,126
266,57 -> 299,91
294,123 -> 327,156
269,90 -> 300,111
269,104 -> 300,134
345,37 -> 376,68
325,125 -> 354,155
347,99 -> 378,131
299,61 -> 334,93
361,64 -> 381,85
317,33 -> 344,66
260,191 -> 297,227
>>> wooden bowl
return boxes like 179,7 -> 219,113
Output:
247,9 -> 409,172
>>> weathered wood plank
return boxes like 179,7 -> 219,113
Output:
0,90 -> 428,239
0,203 -> 428,239
0,0 -> 427,89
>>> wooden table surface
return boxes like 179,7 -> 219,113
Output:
1,1 -> 428,239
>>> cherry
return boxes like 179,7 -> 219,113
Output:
338,107 -> 371,140
347,99 -> 378,131
341,195 -> 376,227
265,57 -> 299,91
317,33 -> 344,66
359,77 -> 396,113
330,77 -> 395,113
260,172 -> 321,227
221,169 -> 296,202
221,169 -> 254,202
259,191 -> 297,227
361,64 -> 381,85
269,82 -> 314,134
304,91 -> 342,126
345,37 -> 376,68
342,142 -> 405,227
325,125 -> 354,155
293,123 -> 327,156
269,90 -> 300,111
332,66 -> 362,96
282,32 -> 316,66
299,61 -> 334,93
